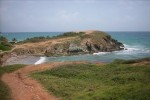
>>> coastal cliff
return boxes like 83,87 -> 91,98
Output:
0,30 -> 124,65
12,30 -> 124,56
44,30 -> 124,56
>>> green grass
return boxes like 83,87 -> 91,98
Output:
113,57 -> 150,64
0,43 -> 11,51
52,32 -> 84,39
0,64 -> 26,100
31,61 -> 150,100
0,36 -> 12,51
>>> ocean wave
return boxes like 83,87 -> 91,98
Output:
93,52 -> 108,55
115,44 -> 150,55
34,57 -> 46,65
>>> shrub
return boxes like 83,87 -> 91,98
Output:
0,36 -> 12,51
20,32 -> 85,43
112,57 -> 150,64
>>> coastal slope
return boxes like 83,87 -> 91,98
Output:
0,30 -> 124,65
1,58 -> 148,100
12,30 -> 124,56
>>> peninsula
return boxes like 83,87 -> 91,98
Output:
0,30 -> 124,66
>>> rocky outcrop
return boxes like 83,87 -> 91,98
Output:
44,30 -> 124,56
12,30 -> 124,57
0,30 -> 124,65
0,52 -> 12,66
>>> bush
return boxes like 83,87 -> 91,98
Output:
20,32 -> 85,43
112,57 -> 150,64
0,36 -> 12,51
52,32 -> 84,39
12,38 -> 17,42
0,36 -> 8,43
0,43 -> 11,51
21,36 -> 48,43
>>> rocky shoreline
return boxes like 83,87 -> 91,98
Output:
44,31 -> 124,56
0,30 -> 124,66
2,55 -> 40,66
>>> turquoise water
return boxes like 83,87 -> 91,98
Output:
1,32 -> 150,63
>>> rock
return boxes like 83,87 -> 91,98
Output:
68,43 -> 83,53
44,30 -> 124,56
0,52 -> 12,66
0,30 -> 124,62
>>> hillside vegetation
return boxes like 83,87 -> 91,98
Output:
0,36 -> 12,51
3,30 -> 124,57
19,32 -> 85,43
31,58 -> 150,100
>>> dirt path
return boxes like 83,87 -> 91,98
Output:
1,62 -> 86,100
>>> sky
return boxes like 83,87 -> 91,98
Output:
0,0 -> 150,32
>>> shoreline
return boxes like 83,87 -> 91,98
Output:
3,55 -> 40,66
2,54 -> 107,66
2,54 -> 150,66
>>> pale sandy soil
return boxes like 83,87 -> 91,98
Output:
12,30 -> 97,50
2,62 -> 88,100
13,37 -> 76,50
84,30 -> 96,34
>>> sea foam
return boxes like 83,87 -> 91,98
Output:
34,57 -> 46,65
93,52 -> 108,55
115,44 -> 150,55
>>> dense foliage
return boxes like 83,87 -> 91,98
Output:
0,36 -> 12,51
113,57 -> 150,64
20,32 -> 85,43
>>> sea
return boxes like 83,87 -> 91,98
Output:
1,32 -> 150,64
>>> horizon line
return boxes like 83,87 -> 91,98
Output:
1,31 -> 150,33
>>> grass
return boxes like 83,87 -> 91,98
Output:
113,57 -> 150,64
31,60 -> 150,100
0,64 -> 26,100
52,32 -> 84,39
80,31 -> 108,40
0,43 -> 11,51
0,36 -> 12,51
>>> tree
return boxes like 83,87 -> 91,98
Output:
0,36 -> 8,43
12,38 -> 17,42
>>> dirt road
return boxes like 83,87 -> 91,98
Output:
1,62 -> 86,100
